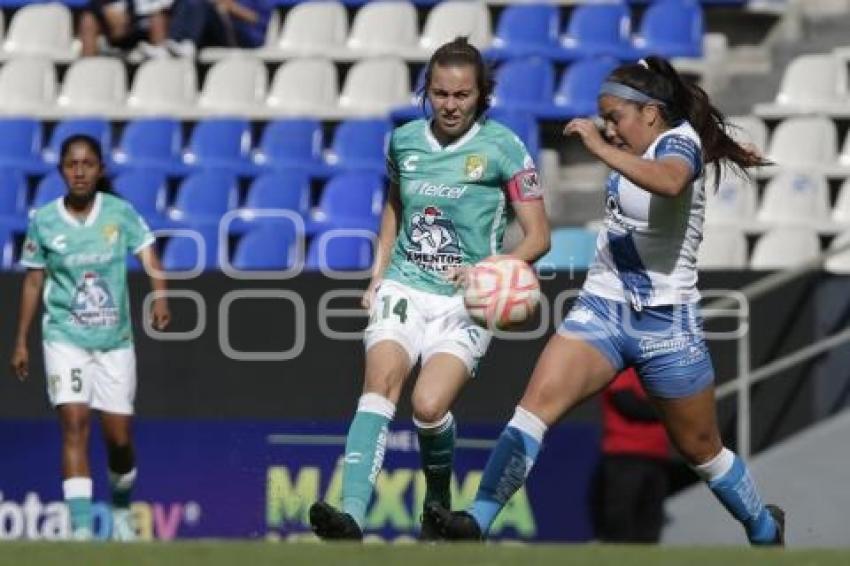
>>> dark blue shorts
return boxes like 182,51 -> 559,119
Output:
559,293 -> 715,399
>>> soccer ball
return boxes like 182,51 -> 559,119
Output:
464,255 -> 541,330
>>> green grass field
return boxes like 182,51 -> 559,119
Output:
0,542 -> 847,566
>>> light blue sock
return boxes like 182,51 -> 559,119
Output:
63,477 -> 93,535
469,407 -> 546,535
699,449 -> 777,544
341,393 -> 395,529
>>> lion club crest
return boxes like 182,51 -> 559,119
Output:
464,154 -> 486,181
102,223 -> 119,245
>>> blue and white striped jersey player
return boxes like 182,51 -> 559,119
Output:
429,57 -> 784,545
309,37 -> 551,541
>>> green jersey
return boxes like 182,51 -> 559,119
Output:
21,192 -> 155,351
384,118 -> 542,296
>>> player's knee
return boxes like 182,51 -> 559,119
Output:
61,416 -> 90,444
411,398 -> 448,425
677,430 -> 721,465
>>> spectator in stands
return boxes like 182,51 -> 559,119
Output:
594,367 -> 669,543
166,0 -> 272,58
79,0 -> 173,59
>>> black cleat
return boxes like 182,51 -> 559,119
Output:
418,509 -> 442,542
309,501 -> 363,541
766,504 -> 785,547
424,502 -> 483,541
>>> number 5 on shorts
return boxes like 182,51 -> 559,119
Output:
71,368 -> 82,393
381,296 -> 408,324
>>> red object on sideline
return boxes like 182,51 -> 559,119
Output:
601,368 -> 669,459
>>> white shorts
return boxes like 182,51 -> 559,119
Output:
364,279 -> 492,375
43,341 -> 137,415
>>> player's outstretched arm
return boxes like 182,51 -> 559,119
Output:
510,199 -> 551,264
363,182 -> 401,310
11,269 -> 44,381
138,246 -> 171,331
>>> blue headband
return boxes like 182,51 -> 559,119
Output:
599,81 -> 666,106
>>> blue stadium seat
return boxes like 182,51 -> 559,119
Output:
161,224 -> 220,272
113,170 -> 168,229
229,170 -> 311,234
306,233 -> 374,271
181,118 -> 252,174
323,119 -> 391,176
168,171 -> 238,225
43,118 -> 111,165
486,109 -> 540,165
486,4 -> 561,61
112,118 -> 183,173
542,57 -> 619,120
0,168 -> 27,232
0,228 -> 15,271
32,171 -> 67,209
308,172 -> 384,235
556,1 -> 632,61
251,119 -> 324,174
0,118 -> 47,174
492,58 -> 555,116
535,227 -> 599,270
629,0 -> 704,59
232,224 -> 297,270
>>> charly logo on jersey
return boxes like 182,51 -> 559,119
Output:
71,271 -> 119,327
464,154 -> 486,181
402,154 -> 419,172
405,206 -> 462,272
51,234 -> 67,252
102,223 -> 119,245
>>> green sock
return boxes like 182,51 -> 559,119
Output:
341,393 -> 395,529
416,412 -> 456,509
109,468 -> 137,509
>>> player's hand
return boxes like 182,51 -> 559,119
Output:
564,118 -> 608,157
11,345 -> 28,381
445,266 -> 471,288
151,298 -> 171,331
362,279 -> 381,310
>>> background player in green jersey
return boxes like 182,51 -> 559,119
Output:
10,135 -> 170,541
309,37 -> 551,541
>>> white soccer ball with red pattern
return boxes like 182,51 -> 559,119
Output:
464,255 -> 541,330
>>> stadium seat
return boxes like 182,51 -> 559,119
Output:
323,119 -> 391,175
56,57 -> 127,115
824,230 -> 850,274
698,226 -> 748,269
161,224 -> 219,272
417,0 -> 492,55
259,0 -> 347,59
766,116 -> 838,171
485,4 -> 561,61
229,169 -> 311,234
306,232 -> 374,271
543,57 -> 619,119
232,224 -> 298,270
111,118 -> 183,173
556,1 -> 632,61
756,53 -> 849,117
0,3 -> 76,62
346,0 -> 418,56
704,171 -> 758,227
32,171 -> 66,209
43,118 -> 111,165
757,170 -> 830,227
486,109 -> 540,165
127,58 -> 197,115
338,57 -> 411,116
629,0 -> 703,59
197,56 -> 268,115
491,58 -> 555,116
0,118 -> 46,174
836,128 -> 850,170
0,56 -> 57,115
726,115 -> 768,157
168,170 -> 239,225
0,167 -> 27,231
0,228 -> 15,271
308,171 -> 384,234
265,57 -> 339,116
535,227 -> 598,270
112,170 -> 168,229
181,119 -> 252,173
750,227 -> 821,269
831,177 -> 850,224
251,118 -> 324,173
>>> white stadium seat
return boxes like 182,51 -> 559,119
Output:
198,55 -> 268,114
127,58 -> 198,115
266,57 -> 339,117
726,115 -> 768,157
755,53 -> 850,118
825,230 -> 850,274
56,56 -> 127,114
831,177 -> 850,224
0,56 -> 56,114
757,170 -> 830,227
0,3 -> 76,62
259,0 -> 348,59
704,170 -> 758,227
698,227 -> 748,269
346,1 -> 419,56
750,227 -> 821,269
337,57 -> 411,116
413,0 -> 492,59
766,116 -> 838,171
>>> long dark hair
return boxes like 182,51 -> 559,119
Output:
421,36 -> 495,119
607,56 -> 769,187
58,133 -> 113,193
